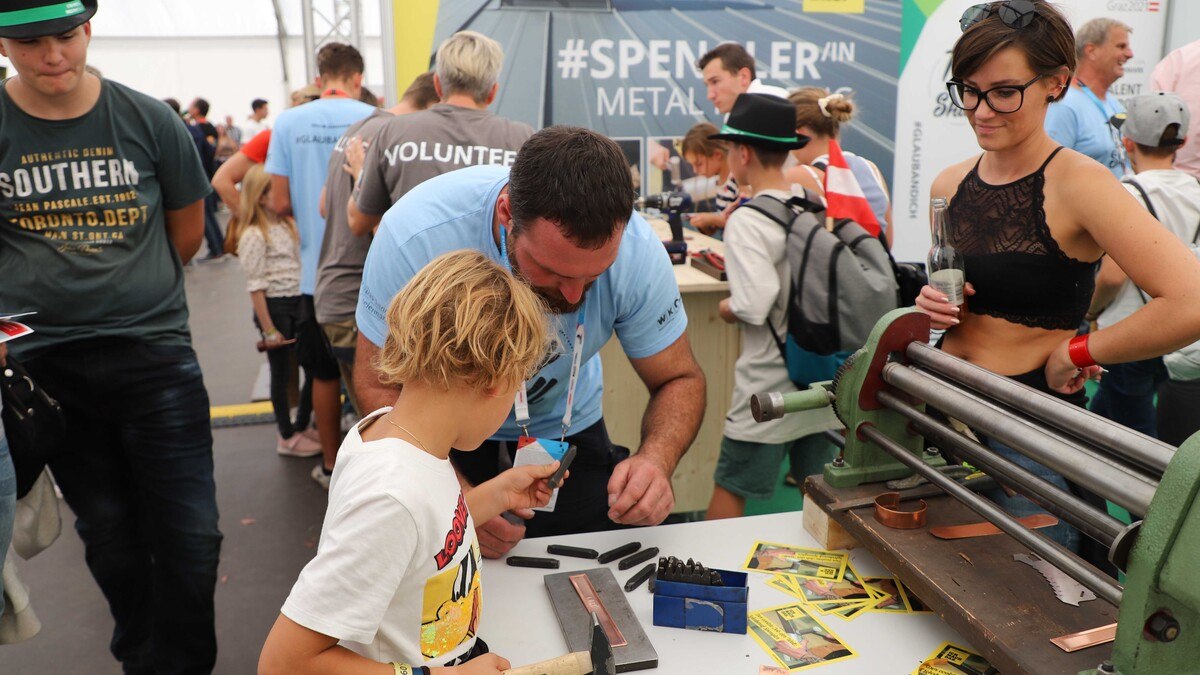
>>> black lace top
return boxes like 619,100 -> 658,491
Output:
947,147 -> 1099,330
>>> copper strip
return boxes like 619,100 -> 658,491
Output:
569,573 -> 628,648
1051,623 -> 1118,652
873,491 -> 927,529
930,514 -> 1059,539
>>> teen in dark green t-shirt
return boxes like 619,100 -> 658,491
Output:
0,77 -> 211,356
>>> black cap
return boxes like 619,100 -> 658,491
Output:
709,93 -> 810,151
0,1 -> 97,40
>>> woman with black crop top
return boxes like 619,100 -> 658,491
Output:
915,2 -> 1200,558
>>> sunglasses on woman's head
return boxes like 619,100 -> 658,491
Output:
960,0 -> 1037,33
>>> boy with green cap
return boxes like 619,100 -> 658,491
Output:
705,93 -> 840,519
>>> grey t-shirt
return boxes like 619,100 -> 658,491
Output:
315,109 -> 394,324
0,79 -> 212,357
353,103 -> 534,217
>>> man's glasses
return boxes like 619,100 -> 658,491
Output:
960,0 -> 1037,33
946,74 -> 1043,114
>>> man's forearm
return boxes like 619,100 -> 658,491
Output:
636,372 -> 705,474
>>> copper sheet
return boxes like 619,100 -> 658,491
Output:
1051,623 -> 1118,652
930,514 -> 1059,539
873,491 -> 927,529
569,573 -> 628,647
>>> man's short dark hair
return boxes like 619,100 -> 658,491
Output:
401,71 -> 439,110
508,126 -> 635,249
163,98 -> 181,115
190,97 -> 210,117
317,42 -> 365,79
731,141 -> 789,170
697,43 -> 756,80
251,98 -> 268,112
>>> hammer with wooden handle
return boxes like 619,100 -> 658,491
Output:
501,613 -> 613,675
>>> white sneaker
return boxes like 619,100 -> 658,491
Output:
277,432 -> 322,458
301,427 -> 321,444
311,463 -> 332,490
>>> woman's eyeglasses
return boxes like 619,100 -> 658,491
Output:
946,74 -> 1043,114
960,0 -> 1037,33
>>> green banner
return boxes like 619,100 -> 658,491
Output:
899,0 -> 945,75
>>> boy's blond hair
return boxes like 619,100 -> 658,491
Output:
376,250 -> 550,392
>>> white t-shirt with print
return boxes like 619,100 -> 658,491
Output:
282,407 -> 483,667
723,188 -> 840,443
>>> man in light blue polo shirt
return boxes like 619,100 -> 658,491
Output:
1046,17 -> 1134,178
266,42 -> 375,484
355,127 -> 706,557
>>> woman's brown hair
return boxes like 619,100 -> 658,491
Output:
951,1 -> 1076,100
789,87 -> 854,138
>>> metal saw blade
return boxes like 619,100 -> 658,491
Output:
1014,553 -> 1096,606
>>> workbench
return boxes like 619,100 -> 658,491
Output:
805,476 -> 1118,674
481,512 -> 974,673
599,222 -> 737,513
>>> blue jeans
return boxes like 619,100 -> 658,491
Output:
25,338 -> 222,674
981,435 -> 1079,553
202,192 -> 223,258
1089,357 -> 1167,438
0,428 -> 14,615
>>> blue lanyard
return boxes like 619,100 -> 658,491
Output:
498,224 -> 586,440
1078,83 -> 1116,119
1078,83 -> 1129,172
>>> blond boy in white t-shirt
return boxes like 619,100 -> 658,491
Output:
260,251 -> 562,675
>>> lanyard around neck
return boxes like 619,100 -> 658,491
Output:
498,224 -> 586,440
1077,82 -> 1115,118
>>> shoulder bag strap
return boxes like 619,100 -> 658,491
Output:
1123,177 -> 1159,220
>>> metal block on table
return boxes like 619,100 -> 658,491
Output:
545,567 -> 658,672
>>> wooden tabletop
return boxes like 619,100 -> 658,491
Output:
644,216 -> 728,294
805,476 -> 1118,674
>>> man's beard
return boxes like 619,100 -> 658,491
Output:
507,234 -> 592,314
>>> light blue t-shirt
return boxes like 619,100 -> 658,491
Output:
265,97 -> 375,294
1045,86 -> 1130,179
357,165 -> 688,440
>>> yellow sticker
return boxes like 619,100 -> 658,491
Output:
803,0 -> 865,13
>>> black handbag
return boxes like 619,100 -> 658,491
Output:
1,356 -> 66,498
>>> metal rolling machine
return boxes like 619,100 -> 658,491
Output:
752,308 -> 1198,674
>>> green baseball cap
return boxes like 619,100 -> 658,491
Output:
0,1 -> 97,40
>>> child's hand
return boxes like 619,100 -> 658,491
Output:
439,653 -> 511,674
498,461 -> 564,515
468,461 -> 568,526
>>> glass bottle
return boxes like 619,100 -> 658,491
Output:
927,198 -> 965,306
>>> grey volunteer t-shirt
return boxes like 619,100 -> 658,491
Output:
353,103 -> 534,217
315,108 -> 394,324
0,79 -> 212,357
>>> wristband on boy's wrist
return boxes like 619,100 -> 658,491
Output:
1068,334 -> 1097,368
391,664 -> 430,675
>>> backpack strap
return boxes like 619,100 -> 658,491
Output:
1123,177 -> 1159,220
738,192 -> 825,234
1192,176 -> 1200,244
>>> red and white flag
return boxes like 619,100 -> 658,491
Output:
823,139 -> 881,237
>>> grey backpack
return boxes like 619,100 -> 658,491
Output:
739,192 -> 899,356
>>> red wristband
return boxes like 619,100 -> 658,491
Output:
1068,335 -> 1097,368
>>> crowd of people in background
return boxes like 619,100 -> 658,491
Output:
4,1 -> 1200,674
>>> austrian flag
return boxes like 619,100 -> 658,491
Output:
823,139 -> 881,237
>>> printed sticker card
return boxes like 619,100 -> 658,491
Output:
912,642 -> 996,675
748,603 -> 857,671
743,541 -> 848,582
790,562 -> 872,604
862,576 -> 913,613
